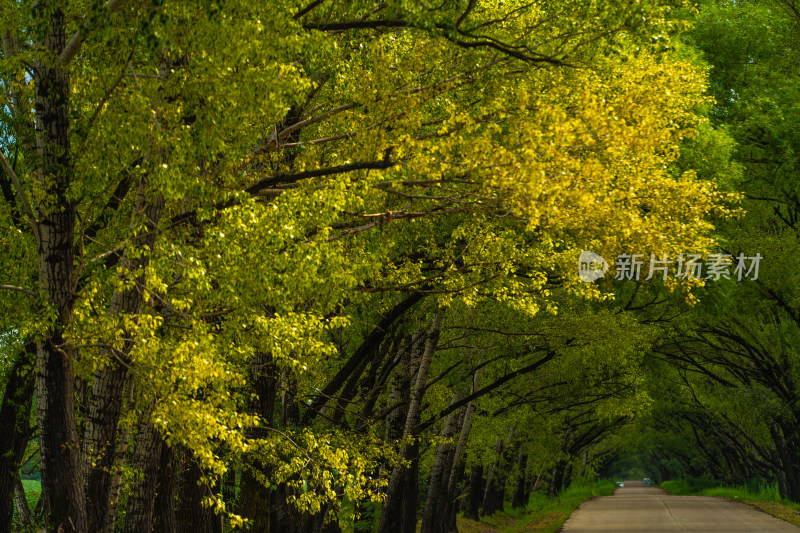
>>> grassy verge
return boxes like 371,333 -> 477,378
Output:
661,479 -> 800,526
456,479 -> 616,533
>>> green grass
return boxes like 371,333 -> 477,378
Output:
21,479 -> 41,493
661,478 -> 786,501
21,479 -> 41,511
503,480 -> 616,533
661,479 -> 800,526
456,479 -> 616,533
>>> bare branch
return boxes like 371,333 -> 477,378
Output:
0,284 -> 36,297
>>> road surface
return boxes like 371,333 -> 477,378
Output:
561,480 -> 800,532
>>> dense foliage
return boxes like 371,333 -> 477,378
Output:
0,0 -> 783,532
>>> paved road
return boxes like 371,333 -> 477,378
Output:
561,480 -> 800,532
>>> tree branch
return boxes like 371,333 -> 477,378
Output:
246,148 -> 394,194
301,292 -> 424,424
60,0 -> 125,66
0,285 -> 36,297
419,350 -> 556,431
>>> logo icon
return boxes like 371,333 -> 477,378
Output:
578,251 -> 608,282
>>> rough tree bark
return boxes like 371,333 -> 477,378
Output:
33,2 -> 86,529
154,443 -> 178,533
122,422 -> 164,533
240,351 -> 277,532
102,379 -> 136,533
176,456 -> 219,533
14,475 -> 33,528
303,294 -> 424,425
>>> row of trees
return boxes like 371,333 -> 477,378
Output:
612,0 -> 800,504
0,0 -> 749,531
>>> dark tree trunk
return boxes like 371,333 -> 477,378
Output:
483,426 -> 515,517
303,294 -> 423,425
239,469 -> 270,533
511,452 -> 528,509
239,350 -> 278,531
122,423 -> 164,533
155,443 -> 178,533
14,475 -> 33,529
103,382 -> 135,533
563,463 -> 574,491
0,342 -> 35,531
33,3 -> 86,529
481,438 -> 502,516
374,335 -> 415,533
401,446 -> 420,533
176,456 -> 219,533
443,372 -> 479,532
446,458 -> 466,532
549,462 -> 566,498
463,465 -> 483,520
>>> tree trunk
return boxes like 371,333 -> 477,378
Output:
420,396 -> 462,533
401,446 -> 420,533
579,449 -> 588,478
103,381 -> 136,533
239,351 -> 278,531
463,464 -> 483,520
122,423 -> 164,533
378,310 -> 443,533
83,185 -> 164,532
374,335 -> 416,533
303,294 -> 423,425
155,443 -> 178,533
549,462 -> 566,498
511,451 -> 528,509
14,475 -> 33,528
446,458 -> 466,532
481,439 -> 503,516
0,342 -> 35,530
33,3 -> 86,529
176,455 -> 219,533
444,371 -> 479,531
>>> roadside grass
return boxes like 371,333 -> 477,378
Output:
661,479 -> 800,526
16,477 -> 615,532
456,479 -> 616,533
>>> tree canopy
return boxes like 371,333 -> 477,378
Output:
0,0 -> 775,532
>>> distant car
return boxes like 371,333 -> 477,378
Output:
616,481 -> 624,487
642,478 -> 651,487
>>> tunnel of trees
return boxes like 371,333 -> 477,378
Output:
0,0 -> 798,531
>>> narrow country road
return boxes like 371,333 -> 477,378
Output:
561,480 -> 800,532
